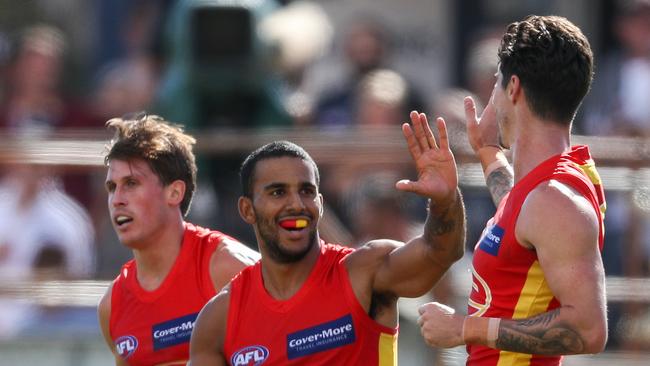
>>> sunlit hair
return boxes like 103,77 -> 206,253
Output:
498,15 -> 593,124
240,140 -> 319,197
104,112 -> 197,216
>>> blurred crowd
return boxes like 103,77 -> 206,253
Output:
0,0 -> 649,353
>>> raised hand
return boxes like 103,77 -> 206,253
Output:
465,95 -> 500,153
396,111 -> 458,206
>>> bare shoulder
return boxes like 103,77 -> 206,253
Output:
97,282 -> 114,326
199,284 -> 232,327
213,237 -> 260,266
517,179 -> 599,249
209,237 -> 259,291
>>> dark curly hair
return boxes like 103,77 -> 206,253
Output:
104,112 -> 197,216
498,15 -> 593,124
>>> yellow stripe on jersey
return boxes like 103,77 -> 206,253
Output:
496,260 -> 553,366
578,160 -> 607,237
579,160 -> 607,216
378,332 -> 397,366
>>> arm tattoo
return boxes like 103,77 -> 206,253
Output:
423,189 -> 466,256
495,309 -> 585,355
486,166 -> 514,206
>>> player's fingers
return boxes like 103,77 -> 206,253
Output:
401,123 -> 421,161
420,113 -> 438,150
464,96 -> 478,127
411,111 -> 431,151
436,117 -> 449,150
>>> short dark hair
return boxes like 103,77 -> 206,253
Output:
497,15 -> 593,124
240,141 -> 320,197
104,113 -> 197,216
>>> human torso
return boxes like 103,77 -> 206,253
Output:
109,223 -> 226,365
467,146 -> 606,366
224,243 -> 398,366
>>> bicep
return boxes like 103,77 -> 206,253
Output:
189,291 -> 229,366
518,186 -> 606,338
371,237 -> 453,298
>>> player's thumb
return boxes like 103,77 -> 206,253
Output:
395,179 -> 419,194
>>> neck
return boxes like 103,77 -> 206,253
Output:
133,215 -> 185,291
260,240 -> 321,300
510,113 -> 571,183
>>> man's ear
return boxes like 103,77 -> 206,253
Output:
508,75 -> 522,103
167,180 -> 186,207
238,196 -> 256,224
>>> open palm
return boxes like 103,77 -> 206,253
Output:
397,111 -> 458,205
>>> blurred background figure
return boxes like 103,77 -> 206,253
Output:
258,0 -> 333,126
343,170 -> 422,247
313,17 -> 424,127
580,0 -> 650,351
0,24 -> 91,134
0,159 -> 95,338
582,0 -> 650,137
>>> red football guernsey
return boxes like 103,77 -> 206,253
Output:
110,223 -> 231,365
467,145 -> 606,366
224,243 -> 398,365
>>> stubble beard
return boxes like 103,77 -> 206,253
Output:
256,212 -> 318,264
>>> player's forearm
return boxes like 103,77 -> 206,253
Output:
464,308 -> 606,355
423,188 -> 465,263
477,146 -> 513,206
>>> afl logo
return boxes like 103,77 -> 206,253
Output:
231,345 -> 269,366
115,335 -> 138,359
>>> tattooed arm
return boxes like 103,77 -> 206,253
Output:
346,111 -> 466,308
463,96 -> 514,206
480,147 -> 513,206
418,181 -> 606,356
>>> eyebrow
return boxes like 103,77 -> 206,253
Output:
263,182 -> 287,191
262,181 -> 316,191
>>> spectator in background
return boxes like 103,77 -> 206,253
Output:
579,0 -> 650,350
343,171 -> 422,247
314,18 -> 423,126
0,24 -> 99,213
259,0 -> 333,126
0,25 -> 92,133
582,0 -> 650,137
319,68 -> 413,224
0,159 -> 95,338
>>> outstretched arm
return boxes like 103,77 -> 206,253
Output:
360,111 -> 465,298
418,182 -> 607,355
464,96 -> 513,206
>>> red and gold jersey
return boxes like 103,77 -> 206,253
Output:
224,243 -> 398,366
467,145 -> 606,366
110,223 -> 232,366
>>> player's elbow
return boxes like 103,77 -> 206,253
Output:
582,319 -> 607,354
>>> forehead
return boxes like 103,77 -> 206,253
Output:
252,156 -> 317,188
106,158 -> 155,180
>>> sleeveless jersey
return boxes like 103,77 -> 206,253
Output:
224,243 -> 398,366
110,223 -> 230,365
467,145 -> 606,366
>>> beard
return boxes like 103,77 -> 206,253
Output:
255,211 -> 318,264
